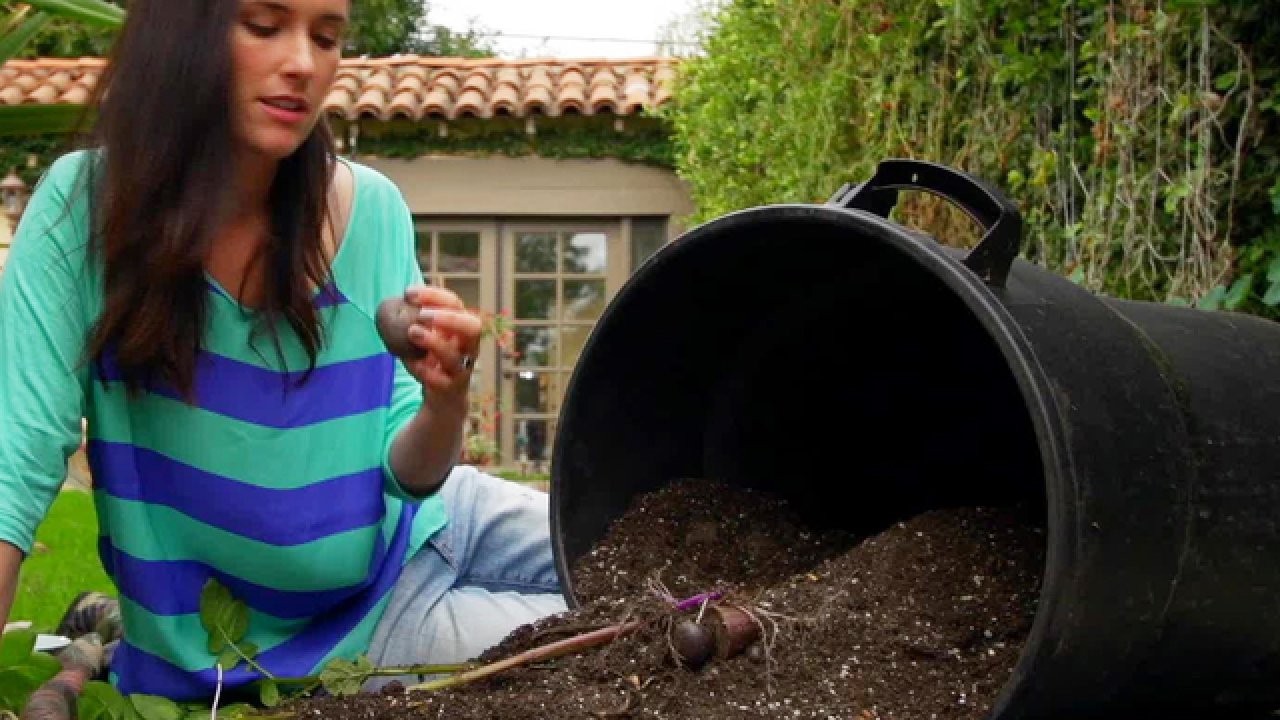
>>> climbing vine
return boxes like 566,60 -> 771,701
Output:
666,0 -> 1280,314
2,116 -> 675,208
0,134 -> 73,186
341,115 -> 675,168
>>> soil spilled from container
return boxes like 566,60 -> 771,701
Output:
283,478 -> 1045,719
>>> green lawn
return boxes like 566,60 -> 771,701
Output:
11,490 -> 115,633
492,469 -> 550,485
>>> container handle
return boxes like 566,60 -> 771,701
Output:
828,159 -> 1023,288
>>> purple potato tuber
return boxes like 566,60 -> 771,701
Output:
670,620 -> 715,670
711,605 -> 761,660
375,296 -> 427,360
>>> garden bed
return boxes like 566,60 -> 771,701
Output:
278,478 -> 1046,719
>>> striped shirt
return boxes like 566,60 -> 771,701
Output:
0,150 -> 446,700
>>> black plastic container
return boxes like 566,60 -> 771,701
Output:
549,159 -> 1280,719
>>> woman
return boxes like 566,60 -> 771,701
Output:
0,0 -> 566,701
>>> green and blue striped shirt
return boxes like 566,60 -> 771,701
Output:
0,150 -> 446,700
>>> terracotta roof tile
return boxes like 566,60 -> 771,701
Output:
388,86 -> 420,119
0,86 -> 24,106
522,84 -> 554,116
490,82 -> 520,116
0,56 -> 677,121
455,85 -> 489,119
423,85 -> 453,119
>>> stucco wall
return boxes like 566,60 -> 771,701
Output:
355,154 -> 695,236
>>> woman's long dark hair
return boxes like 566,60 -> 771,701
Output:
80,0 -> 336,401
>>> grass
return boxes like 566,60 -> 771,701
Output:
10,489 -> 115,633
491,469 -> 550,485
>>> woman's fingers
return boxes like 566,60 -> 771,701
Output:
405,326 -> 473,396
396,287 -> 482,394
404,284 -> 466,311
406,308 -> 481,373
408,324 -> 468,374
414,307 -> 481,346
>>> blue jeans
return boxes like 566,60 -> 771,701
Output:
364,465 -> 568,688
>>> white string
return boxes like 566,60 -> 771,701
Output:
210,664 -> 223,720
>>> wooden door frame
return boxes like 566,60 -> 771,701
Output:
497,219 -> 625,468
412,218 -> 500,454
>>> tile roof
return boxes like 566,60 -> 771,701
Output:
0,56 -> 678,121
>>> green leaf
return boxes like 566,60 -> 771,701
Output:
1225,274 -> 1253,310
25,651 -> 61,680
0,631 -> 36,667
0,651 -> 61,712
1262,282 -> 1280,307
1214,71 -> 1238,91
0,11 -> 52,65
23,0 -> 125,28
216,649 -> 241,672
318,655 -> 375,697
200,580 -> 248,654
213,703 -> 255,719
216,639 -> 260,672
79,681 -> 140,720
258,679 -> 281,708
1197,285 -> 1227,311
1266,256 -> 1280,283
0,668 -> 39,712
130,694 -> 184,720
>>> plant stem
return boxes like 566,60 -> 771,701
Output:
673,591 -> 723,612
409,620 -> 643,693
269,663 -> 477,686
218,626 -> 273,680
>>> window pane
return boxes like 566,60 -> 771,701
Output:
415,229 -> 432,273
516,232 -> 557,273
563,232 -> 607,274
631,218 -> 667,271
560,324 -> 593,369
514,371 -> 558,413
515,280 -> 556,320
515,326 -> 557,367
439,232 -> 480,273
515,418 -> 553,469
442,277 -> 480,310
563,279 -> 606,322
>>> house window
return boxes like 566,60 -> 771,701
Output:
505,225 -> 619,472
409,217 -> 664,469
631,217 -> 668,272
415,228 -> 483,309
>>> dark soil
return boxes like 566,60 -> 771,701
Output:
280,478 -> 1046,719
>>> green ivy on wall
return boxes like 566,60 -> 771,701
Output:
0,135 -> 75,187
0,114 -> 675,201
338,115 -> 676,168
665,0 -> 1280,317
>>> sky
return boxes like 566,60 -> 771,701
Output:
427,0 -> 707,59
